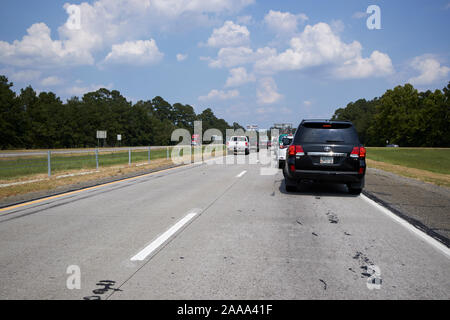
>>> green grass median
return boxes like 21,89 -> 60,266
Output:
366,148 -> 450,175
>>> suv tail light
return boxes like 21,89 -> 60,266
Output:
350,147 -> 366,159
359,146 -> 366,158
245,142 -> 248,146
289,145 -> 304,156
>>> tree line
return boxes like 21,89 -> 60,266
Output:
0,75 -> 244,149
331,82 -> 450,147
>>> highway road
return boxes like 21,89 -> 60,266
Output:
0,152 -> 449,300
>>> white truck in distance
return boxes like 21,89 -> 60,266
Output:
227,136 -> 250,155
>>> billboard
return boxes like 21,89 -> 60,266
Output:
246,125 -> 258,131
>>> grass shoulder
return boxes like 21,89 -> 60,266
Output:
366,148 -> 450,188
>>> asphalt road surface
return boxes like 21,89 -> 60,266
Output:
0,152 -> 449,300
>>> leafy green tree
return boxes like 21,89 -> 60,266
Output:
27,91 -> 65,148
368,84 -> 421,146
232,122 -> 245,131
418,87 -> 450,147
152,96 -> 174,122
0,76 -> 19,149
172,103 -> 196,132
332,98 -> 377,145
0,74 -> 245,149
332,82 -> 450,147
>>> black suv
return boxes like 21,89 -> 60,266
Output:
283,120 -> 366,194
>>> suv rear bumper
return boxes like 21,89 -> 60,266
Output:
284,168 -> 365,184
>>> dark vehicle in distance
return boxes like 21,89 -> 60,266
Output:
283,120 -> 366,194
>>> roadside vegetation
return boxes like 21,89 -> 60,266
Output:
332,82 -> 450,187
0,148 -> 170,180
0,75 -> 244,149
0,146 -> 224,181
366,147 -> 450,187
367,148 -> 450,175
332,82 -> 450,147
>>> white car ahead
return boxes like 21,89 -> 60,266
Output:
227,136 -> 250,155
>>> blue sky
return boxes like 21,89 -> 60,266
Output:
1,0 -> 449,128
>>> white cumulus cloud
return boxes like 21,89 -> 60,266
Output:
41,76 -> 64,87
150,0 -> 254,17
264,10 -> 308,35
198,89 -> 240,101
333,51 -> 394,79
408,55 -> 450,85
257,77 -> 282,104
0,23 -> 94,68
254,22 -> 393,79
0,0 -> 254,70
225,67 -> 255,87
103,39 -> 164,65
206,46 -> 276,69
206,21 -> 250,48
3,69 -> 42,83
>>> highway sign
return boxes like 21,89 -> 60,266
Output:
96,131 -> 107,139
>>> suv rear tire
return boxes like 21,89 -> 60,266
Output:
347,185 -> 362,195
285,177 -> 297,192
286,185 -> 297,192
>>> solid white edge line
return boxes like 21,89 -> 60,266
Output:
361,194 -> 450,258
236,170 -> 247,178
130,211 -> 198,261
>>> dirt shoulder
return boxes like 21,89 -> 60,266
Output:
364,167 -> 450,246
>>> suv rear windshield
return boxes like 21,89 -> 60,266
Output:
294,122 -> 360,145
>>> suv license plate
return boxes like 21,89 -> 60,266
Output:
320,156 -> 333,164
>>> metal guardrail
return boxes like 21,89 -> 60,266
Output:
0,145 -> 225,180
0,146 -> 172,158
0,146 -> 173,179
